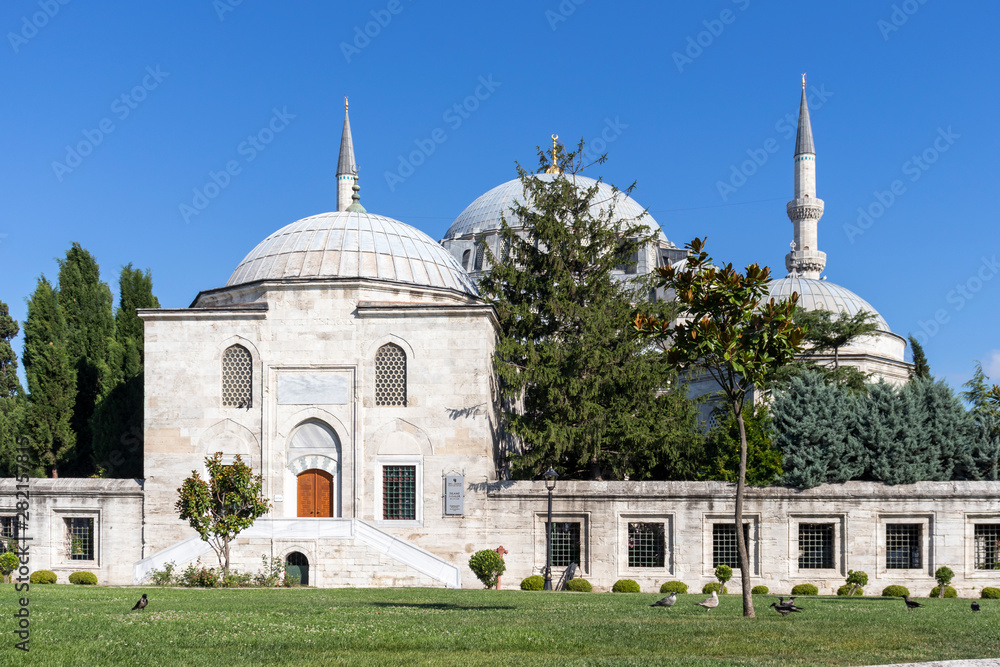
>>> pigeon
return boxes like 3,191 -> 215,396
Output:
651,592 -> 676,608
902,595 -> 922,611
770,601 -> 801,617
131,594 -> 148,611
971,601 -> 981,612
695,590 -> 719,611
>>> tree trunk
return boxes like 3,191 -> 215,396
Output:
734,404 -> 755,617
223,540 -> 230,577
589,456 -> 603,481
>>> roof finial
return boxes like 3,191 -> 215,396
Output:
801,72 -> 806,89
346,168 -> 367,213
345,96 -> 349,111
545,134 -> 562,174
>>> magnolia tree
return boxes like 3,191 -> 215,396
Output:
634,238 -> 803,617
175,452 -> 270,576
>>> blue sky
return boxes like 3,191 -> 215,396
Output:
1,0 -> 997,391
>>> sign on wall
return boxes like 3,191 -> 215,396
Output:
277,374 -> 349,405
444,475 -> 464,515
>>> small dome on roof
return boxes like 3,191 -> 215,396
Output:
768,276 -> 890,331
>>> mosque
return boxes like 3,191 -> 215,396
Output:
3,84 -> 998,595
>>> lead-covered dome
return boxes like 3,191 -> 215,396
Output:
768,276 -> 889,331
228,211 -> 478,296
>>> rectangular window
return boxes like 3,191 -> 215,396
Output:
798,523 -> 835,569
67,518 -> 94,561
550,522 -> 581,568
886,524 -> 921,569
713,523 -> 750,569
974,524 -> 1000,570
0,516 -> 18,550
382,466 -> 416,520
628,522 -> 665,568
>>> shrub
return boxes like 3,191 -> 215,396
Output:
714,564 -> 733,587
0,552 -> 19,582
981,587 -> 1000,599
29,570 -> 56,584
660,581 -> 688,594
148,561 -> 177,586
223,571 -> 253,588
882,585 -> 910,597
253,555 -> 286,588
520,575 -> 545,591
612,579 -> 641,593
837,584 -> 864,596
181,561 -> 220,588
844,570 -> 868,597
934,566 -> 955,598
468,550 -> 506,589
68,571 -> 97,585
929,585 -> 957,598
565,578 -> 592,592
702,582 -> 727,594
751,585 -> 769,595
791,583 -> 819,596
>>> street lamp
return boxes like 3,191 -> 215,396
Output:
542,466 -> 558,591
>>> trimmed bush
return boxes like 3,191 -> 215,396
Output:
520,575 -> 545,591
843,570 -> 868,597
468,550 -> 506,589
68,571 -> 97,585
791,584 -> 819,596
934,566 -> 954,597
882,585 -> 910,597
751,585 -> 769,595
702,582 -> 727,595
565,578 -> 592,592
659,581 -> 688,594
30,570 -> 56,584
0,551 -> 18,582
612,579 -> 641,593
837,584 -> 864,596
929,585 -> 957,598
981,587 -> 1000,599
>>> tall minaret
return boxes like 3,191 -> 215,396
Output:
337,97 -> 357,212
785,75 -> 826,279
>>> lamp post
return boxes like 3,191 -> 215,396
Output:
542,466 -> 558,591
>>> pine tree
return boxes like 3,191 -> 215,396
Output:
861,381 -> 925,484
902,378 -> 975,480
700,405 -> 783,487
907,336 -> 930,380
962,362 -> 1000,479
770,309 -> 877,391
22,277 -> 76,476
0,300 -> 27,476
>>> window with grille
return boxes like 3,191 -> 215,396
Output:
382,465 -> 416,520
0,517 -> 19,548
886,524 -> 921,569
798,523 -> 835,569
549,521 -> 581,568
222,344 -> 252,408
473,243 -> 485,271
713,523 -> 750,569
375,344 -> 407,407
974,524 -> 1000,570
628,522 -> 665,568
67,517 -> 94,560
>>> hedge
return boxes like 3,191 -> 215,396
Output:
69,571 -> 98,585
30,570 -> 56,584
882,585 -> 911,597
565,578 -> 592,592
612,579 -> 641,593
520,575 -> 544,591
659,581 -> 688,594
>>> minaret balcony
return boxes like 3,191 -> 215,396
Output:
786,197 -> 825,221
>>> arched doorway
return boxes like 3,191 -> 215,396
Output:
285,552 -> 309,586
297,469 -> 334,517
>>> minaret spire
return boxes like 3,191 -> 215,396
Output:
337,97 -> 358,212
785,75 -> 826,279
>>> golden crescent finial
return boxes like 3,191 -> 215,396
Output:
801,73 -> 806,89
545,134 -> 562,174
345,96 -> 349,111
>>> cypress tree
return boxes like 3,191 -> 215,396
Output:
907,336 -> 930,380
962,362 -> 1000,479
861,381 -> 925,484
0,300 -> 27,476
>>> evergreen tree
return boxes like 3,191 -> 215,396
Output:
962,362 -> 1000,480
22,277 -> 76,476
907,335 -> 930,380
770,309 -> 877,391
0,300 -> 27,476
961,361 -> 994,413
860,381 -> 925,484
700,405 -> 783,487
902,378 -> 975,480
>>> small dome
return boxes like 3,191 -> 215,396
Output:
444,173 -> 671,244
768,276 -> 889,331
228,211 -> 478,296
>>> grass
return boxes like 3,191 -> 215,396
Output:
2,586 -> 999,666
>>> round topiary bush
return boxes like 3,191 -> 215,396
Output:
702,582 -> 727,595
468,549 -> 506,589
751,585 -> 769,595
565,578 -> 592,592
68,571 -> 97,585
882,585 -> 910,597
0,551 -> 18,582
660,581 -> 688,594
837,584 -> 864,596
791,583 -> 819,596
29,570 -> 56,584
612,579 -> 641,593
981,587 -> 1000,599
929,585 -> 957,598
520,575 -> 545,591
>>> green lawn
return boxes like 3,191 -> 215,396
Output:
2,586 -> 998,666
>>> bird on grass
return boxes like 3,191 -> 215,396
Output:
971,601 -> 981,612
902,595 -> 923,611
770,598 -> 804,617
131,594 -> 148,611
694,590 -> 719,611
651,592 -> 676,608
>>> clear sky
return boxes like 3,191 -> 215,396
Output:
1,1 -> 997,391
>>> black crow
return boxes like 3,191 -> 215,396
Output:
902,595 -> 922,611
972,601 -> 981,612
770,601 -> 801,616
651,592 -> 676,608
132,594 -> 148,611
694,590 -> 719,611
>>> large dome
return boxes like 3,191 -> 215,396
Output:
768,276 -> 889,331
444,173 -> 670,243
228,211 -> 478,296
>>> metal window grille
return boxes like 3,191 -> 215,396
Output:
798,523 -> 835,569
221,345 -> 252,408
67,518 -> 94,560
886,524 -> 921,569
713,523 -> 750,569
473,243 -> 485,271
0,516 -> 18,548
628,522 -> 665,568
974,524 -> 1000,570
382,466 -> 416,520
375,344 -> 407,407
549,522 -> 581,568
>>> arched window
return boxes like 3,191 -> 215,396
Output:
461,249 -> 471,270
374,343 -> 407,407
222,344 -> 252,408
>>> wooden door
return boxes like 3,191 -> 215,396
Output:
297,469 -> 333,517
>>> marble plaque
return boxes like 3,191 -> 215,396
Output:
278,374 -> 349,405
445,475 -> 464,515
